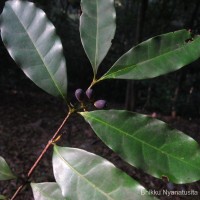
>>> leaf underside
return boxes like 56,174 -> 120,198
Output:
81,110 -> 200,184
102,30 -> 200,80
0,0 -> 67,99
31,182 -> 65,200
80,0 -> 116,75
53,145 -> 156,200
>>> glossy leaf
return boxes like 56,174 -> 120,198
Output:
81,110 -> 200,184
101,30 -> 200,80
0,0 -> 67,99
31,182 -> 65,200
0,156 -> 16,180
80,0 -> 116,75
53,145 -> 155,200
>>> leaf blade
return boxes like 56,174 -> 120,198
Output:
81,110 -> 200,183
31,182 -> 65,200
0,156 -> 16,181
80,0 -> 116,75
0,0 -> 67,99
53,145 -> 155,200
101,30 -> 200,80
0,195 -> 6,200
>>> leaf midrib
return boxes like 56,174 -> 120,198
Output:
103,37 -> 199,79
94,0 -> 99,73
83,113 -> 200,171
8,4 -> 66,100
54,147 -> 114,200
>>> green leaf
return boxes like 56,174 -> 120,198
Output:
53,145 -> 155,200
0,156 -> 16,180
0,0 -> 67,99
31,182 -> 65,200
80,0 -> 116,75
101,30 -> 200,80
0,195 -> 6,200
81,110 -> 200,184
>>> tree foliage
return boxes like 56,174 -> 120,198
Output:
1,0 -> 200,199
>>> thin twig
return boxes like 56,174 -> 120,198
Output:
10,112 -> 71,200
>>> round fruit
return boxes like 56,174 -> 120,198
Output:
75,88 -> 84,102
86,88 -> 93,99
94,100 -> 106,109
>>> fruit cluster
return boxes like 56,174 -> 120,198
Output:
75,88 -> 106,109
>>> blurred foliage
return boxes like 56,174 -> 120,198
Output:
1,0 -> 200,118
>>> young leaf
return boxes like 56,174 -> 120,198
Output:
0,0 -> 67,100
80,0 -> 116,75
101,30 -> 200,80
81,110 -> 200,184
53,145 -> 156,200
31,182 -> 65,200
0,156 -> 16,180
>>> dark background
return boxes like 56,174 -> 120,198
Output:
1,0 -> 200,199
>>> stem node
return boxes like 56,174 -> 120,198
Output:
10,112 -> 71,200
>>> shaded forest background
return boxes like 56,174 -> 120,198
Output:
1,0 -> 200,117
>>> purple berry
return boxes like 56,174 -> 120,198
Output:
75,88 -> 84,102
94,100 -> 106,109
86,88 -> 93,99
